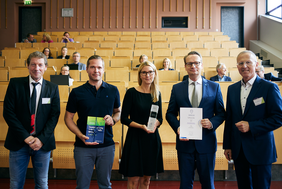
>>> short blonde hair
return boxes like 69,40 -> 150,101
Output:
138,61 -> 160,103
43,33 -> 52,41
139,54 -> 148,63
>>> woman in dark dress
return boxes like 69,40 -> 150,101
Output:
119,61 -> 164,189
57,46 -> 70,59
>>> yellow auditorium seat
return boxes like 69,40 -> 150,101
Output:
95,49 -> 114,57
99,41 -> 117,49
175,58 -> 185,71
202,56 -> 218,67
32,43 -> 49,49
134,42 -> 152,49
0,58 -> 5,67
114,49 -> 133,59
47,59 -> 67,69
181,32 -> 195,37
108,31 -> 122,36
116,42 -> 134,49
214,35 -> 230,42
135,36 -> 151,42
73,36 -> 89,43
191,48 -> 210,56
221,41 -> 239,49
110,58 -> 132,68
0,82 -> 8,101
187,41 -> 203,48
105,67 -> 129,83
195,32 -> 209,36
119,36 -> 136,42
229,68 -> 242,82
136,32 -> 151,36
151,32 -> 166,36
133,49 -> 153,59
158,70 -> 179,82
218,56 -> 237,68
66,42 -> 83,49
79,31 -> 94,36
69,70 -> 81,81
210,48 -> 229,57
122,31 -> 136,36
152,42 -> 169,49
93,31 -> 108,36
33,35 -> 42,42
229,48 -> 246,57
88,36 -> 104,43
2,49 -> 20,59
153,49 -> 171,59
204,41 -> 221,49
198,35 -> 214,41
104,36 -> 119,42
5,59 -> 26,67
183,35 -> 198,42
151,36 -> 167,43
83,41 -> 100,49
170,41 -> 187,49
37,31 -> 51,36
166,32 -> 180,36
204,67 -> 217,80
172,49 -> 190,59
49,42 -> 65,50
208,32 -> 223,36
167,36 -> 183,42
15,43 -> 32,49
77,48 -> 95,58
129,70 -> 138,82
159,83 -> 175,103
20,49 -> 38,59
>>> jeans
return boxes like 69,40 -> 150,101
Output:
74,145 -> 115,189
9,144 -> 51,189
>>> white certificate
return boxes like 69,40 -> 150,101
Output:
180,107 -> 203,140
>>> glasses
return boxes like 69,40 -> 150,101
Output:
185,62 -> 201,67
140,71 -> 155,76
61,70 -> 69,72
237,61 -> 253,67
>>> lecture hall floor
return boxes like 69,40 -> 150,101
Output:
1,179 -> 282,189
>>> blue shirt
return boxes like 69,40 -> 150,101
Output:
66,81 -> 120,148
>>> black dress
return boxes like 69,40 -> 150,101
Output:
119,87 -> 164,177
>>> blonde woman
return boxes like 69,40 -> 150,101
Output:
119,61 -> 164,189
41,33 -> 53,43
159,58 -> 174,71
136,54 -> 148,67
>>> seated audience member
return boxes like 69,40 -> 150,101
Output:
57,47 -> 70,59
159,58 -> 174,71
60,65 -> 74,86
22,33 -> 37,43
42,47 -> 54,59
210,63 -> 232,81
61,32 -> 74,43
41,33 -> 53,43
256,65 -> 282,81
71,52 -> 86,70
136,54 -> 148,67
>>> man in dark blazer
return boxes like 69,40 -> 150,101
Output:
223,50 -> 282,189
166,51 -> 225,189
255,65 -> 282,81
210,63 -> 232,81
3,51 -> 60,189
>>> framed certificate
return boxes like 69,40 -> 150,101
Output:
180,107 -> 203,140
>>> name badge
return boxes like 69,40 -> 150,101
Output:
42,98 -> 51,104
253,97 -> 264,106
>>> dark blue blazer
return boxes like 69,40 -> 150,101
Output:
210,75 -> 232,81
166,78 -> 225,154
264,73 -> 282,81
223,76 -> 282,165
3,76 -> 60,151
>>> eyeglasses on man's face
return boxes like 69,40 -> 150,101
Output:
237,61 -> 254,67
140,71 -> 155,76
185,62 -> 201,67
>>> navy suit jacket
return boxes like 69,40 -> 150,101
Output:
210,75 -> 232,81
264,73 -> 282,81
166,78 -> 225,154
3,76 -> 60,151
182,75 -> 205,81
223,76 -> 282,165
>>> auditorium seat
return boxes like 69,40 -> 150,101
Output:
129,70 -> 138,82
151,32 -> 166,36
135,36 -> 151,42
69,70 -> 80,81
79,31 -> 94,36
158,70 -> 179,81
114,49 -> 133,59
133,49 -> 153,59
175,58 -> 185,71
66,42 -> 83,49
198,35 -> 214,41
153,49 -> 171,58
49,42 -> 65,49
152,42 -> 169,49
221,41 -> 239,49
15,43 -> 32,49
73,36 -> 89,43
51,31 -> 65,36
104,36 -> 119,42
108,31 -> 121,36
20,49 -> 39,59
88,36 -> 104,42
170,42 -> 187,49
110,58 -> 132,68
183,35 -> 198,42
83,41 -> 100,49
2,49 -> 20,59
202,56 -> 218,67
204,41 -> 221,49
229,68 -> 242,81
159,83 -> 174,102
195,32 -> 209,36
122,31 -> 136,36
151,36 -> 167,43
93,31 -> 108,36
58,85 -> 70,102
119,36 -> 136,42
204,67 -> 217,80
214,35 -> 230,42
136,31 -> 151,36
191,48 -> 210,56
187,41 -> 203,48
5,59 -> 26,67
105,67 -> 129,83
172,49 -> 190,59
167,36 -> 183,42
0,58 -> 4,67
33,35 -> 42,42
134,42 -> 152,49
218,56 -> 237,68
100,41 -> 117,49
47,59 -> 67,69
229,47 -> 246,57
210,48 -> 229,57
208,32 -> 223,36
32,43 -> 49,49
0,82 -> 8,101
117,42 -> 134,49
92,49 -> 111,57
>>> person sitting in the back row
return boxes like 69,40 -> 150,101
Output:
136,54 -> 148,67
210,63 -> 232,81
61,32 -> 74,43
57,47 -> 70,59
22,33 -> 37,43
71,52 -> 86,70
159,58 -> 174,71
255,65 -> 282,81
41,33 -> 53,43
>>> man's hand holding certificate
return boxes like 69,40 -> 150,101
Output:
179,107 -> 203,140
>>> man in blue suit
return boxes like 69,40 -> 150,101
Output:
3,51 -> 60,189
255,65 -> 282,81
223,50 -> 282,189
166,51 -> 225,189
210,63 -> 232,81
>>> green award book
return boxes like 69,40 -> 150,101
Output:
85,116 -> 105,143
